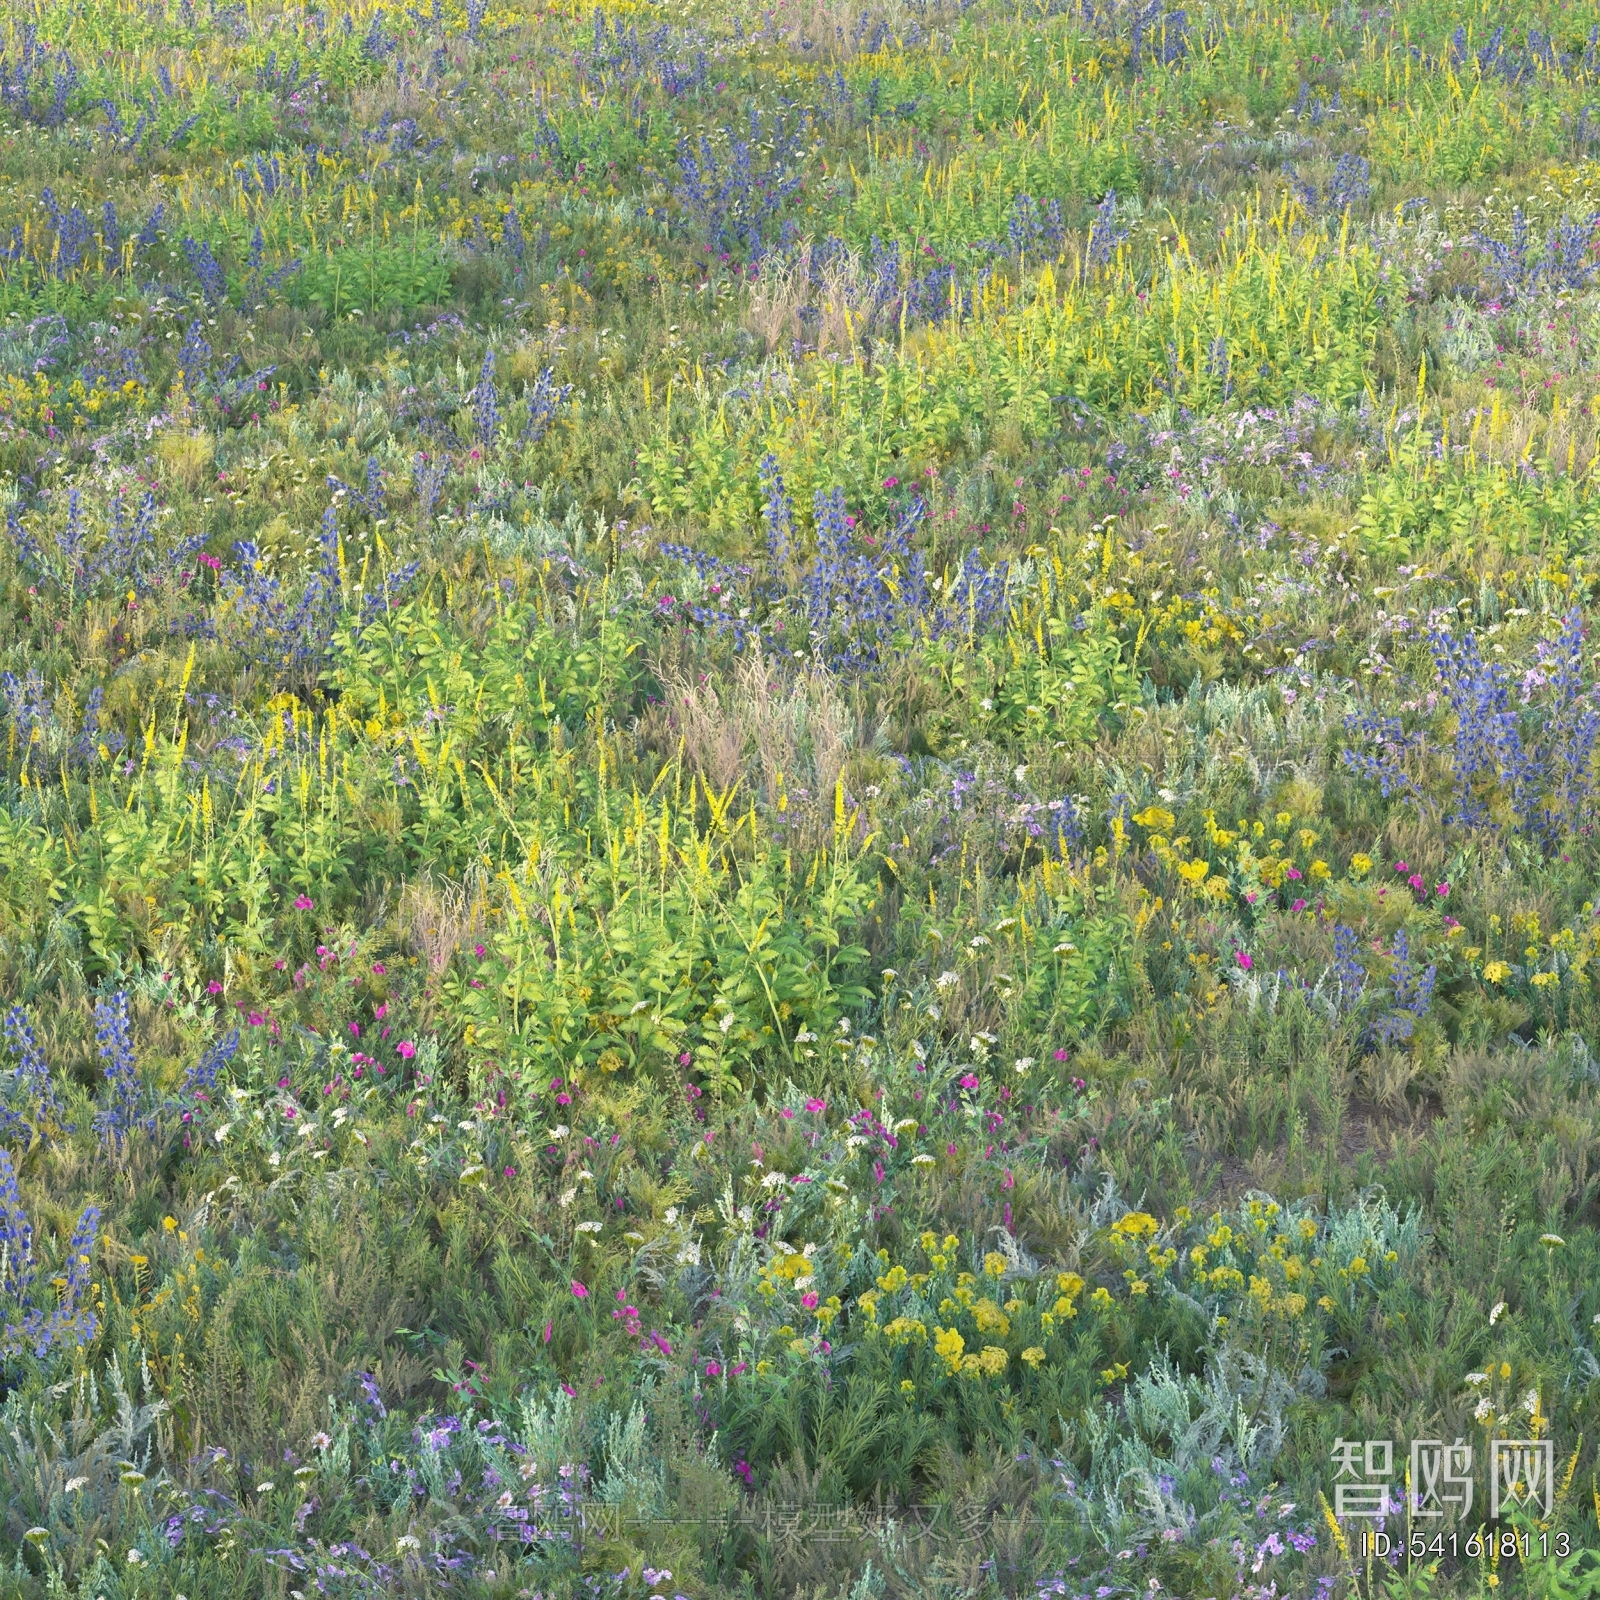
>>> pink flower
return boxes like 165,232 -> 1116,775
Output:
1235,951 -> 1253,971
556,1092 -> 571,1106
947,1141 -> 957,1155
543,1320 -> 552,1344
1436,881 -> 1450,897
705,1360 -> 722,1377
1286,867 -> 1302,880
960,1073 -> 979,1089
780,1107 -> 794,1119
293,894 -> 314,910
207,980 -> 224,995
374,1002 -> 388,1019
678,1052 -> 693,1066
1291,898 -> 1307,913
372,962 -> 386,975
349,1022 -> 360,1037
474,943 -> 486,957
561,1383 -> 576,1397
1393,860 -> 1409,873
805,1097 -> 825,1112
396,1041 -> 416,1059
1408,874 -> 1425,893
1053,1048 -> 1068,1061
801,1292 -> 819,1309
247,1010 -> 267,1027
570,1280 -> 588,1299
1002,1168 -> 1015,1189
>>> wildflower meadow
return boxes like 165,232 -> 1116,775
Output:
3,0 -> 1600,1594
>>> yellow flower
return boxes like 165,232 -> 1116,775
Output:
877,1264 -> 909,1293
883,1316 -> 927,1344
973,1298 -> 1011,1336
1112,1212 -> 1159,1240
978,1345 -> 1008,1376
933,1327 -> 965,1373
1347,1255 -> 1368,1275
983,1251 -> 1009,1278
1128,1278 -> 1149,1295
1350,853 -> 1372,877
1483,961 -> 1511,984
1057,1272 -> 1085,1297
1531,971 -> 1559,988
1309,860 -> 1331,880
1132,805 -> 1176,832
1317,1295 -> 1335,1311
919,1231 -> 938,1253
1177,858 -> 1209,884
1021,1346 -> 1047,1367
1090,1286 -> 1113,1309
900,1379 -> 915,1394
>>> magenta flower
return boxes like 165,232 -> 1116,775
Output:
207,979 -> 224,995
293,894 -> 314,910
801,1292 -> 819,1309
1235,951 -> 1253,971
1408,873 -> 1425,892
396,1040 -> 416,1059
570,1280 -> 588,1299
705,1360 -> 722,1377
1053,1048 -> 1068,1061
805,1097 -> 826,1112
1291,898 -> 1307,913
960,1073 -> 980,1089
1436,881 -> 1450,897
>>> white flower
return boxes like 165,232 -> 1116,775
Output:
1523,1388 -> 1540,1416
64,1477 -> 88,1493
558,1188 -> 577,1208
1014,1057 -> 1035,1074
935,971 -> 959,990
881,968 -> 898,982
761,1170 -> 788,1188
720,1013 -> 736,1034
893,1118 -> 919,1135
969,935 -> 991,949
912,1153 -> 935,1166
1054,941 -> 1078,955
255,1481 -> 275,1494
214,1122 -> 232,1143
1014,765 -> 1028,782
664,1206 -> 678,1224
127,1549 -> 145,1566
676,1240 -> 702,1266
795,1030 -> 818,1043
1490,1301 -> 1507,1326
625,1231 -> 645,1242
845,1135 -> 871,1150
548,1124 -> 570,1140
1465,1372 -> 1489,1386
1474,1396 -> 1495,1423
575,1220 -> 602,1234
396,1534 -> 421,1553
